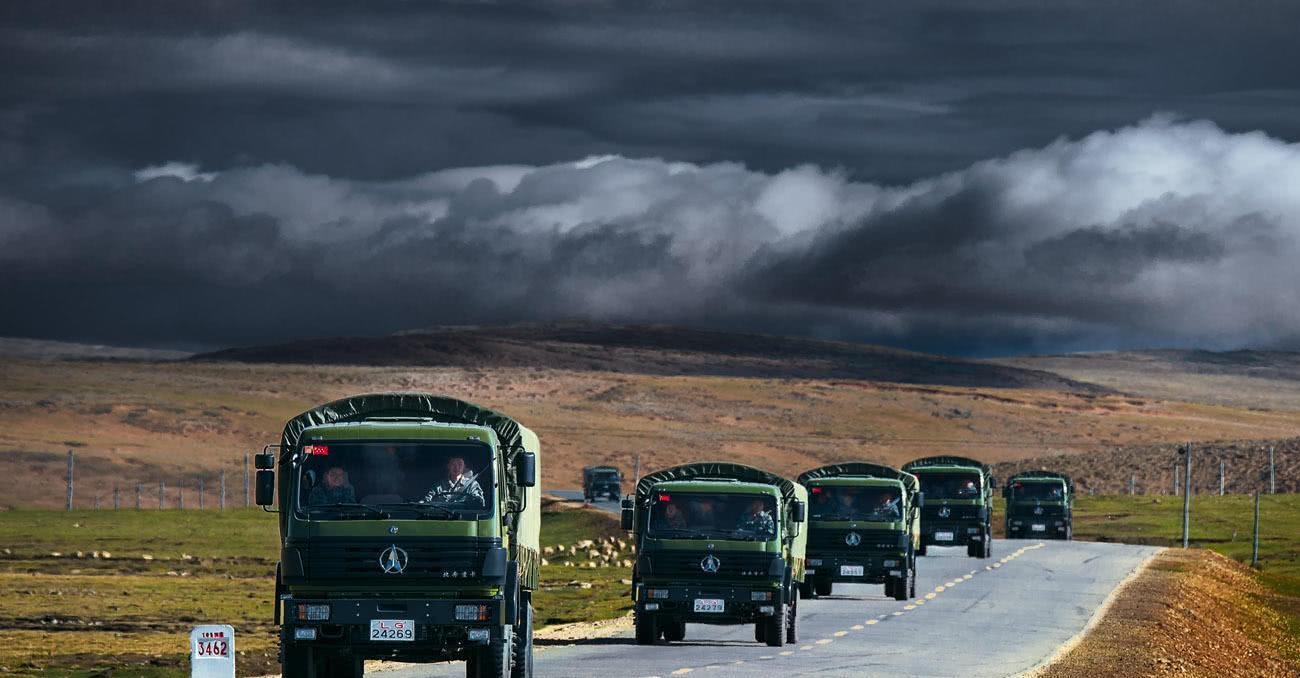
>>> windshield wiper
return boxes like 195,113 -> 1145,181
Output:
381,502 -> 460,519
302,503 -> 389,519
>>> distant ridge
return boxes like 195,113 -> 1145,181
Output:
0,337 -> 191,361
194,323 -> 1107,392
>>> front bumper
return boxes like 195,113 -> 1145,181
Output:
635,582 -> 784,624
1007,518 -> 1069,538
281,596 -> 506,661
805,552 -> 907,583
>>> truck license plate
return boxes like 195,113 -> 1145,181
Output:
693,598 -> 725,613
934,531 -> 954,541
840,565 -> 865,576
369,620 -> 414,641
1031,524 -> 1046,532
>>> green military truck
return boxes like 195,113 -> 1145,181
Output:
582,465 -> 622,502
1004,471 -> 1073,540
902,456 -> 993,559
622,462 -> 808,647
254,393 -> 541,678
796,463 -> 921,601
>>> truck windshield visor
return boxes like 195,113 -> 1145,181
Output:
1008,482 -> 1065,501
647,492 -> 777,540
916,472 -> 983,500
808,485 -> 902,521
295,441 -> 493,519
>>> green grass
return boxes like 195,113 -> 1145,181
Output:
0,505 -> 626,677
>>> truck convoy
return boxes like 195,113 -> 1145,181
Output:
902,456 -> 994,559
797,462 -> 921,601
582,465 -> 622,502
1004,471 -> 1073,540
255,393 -> 540,678
622,462 -> 808,647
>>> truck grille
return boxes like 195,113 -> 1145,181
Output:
647,550 -> 774,578
305,537 -> 500,582
922,506 -> 983,522
809,529 -> 899,553
1008,504 -> 1066,517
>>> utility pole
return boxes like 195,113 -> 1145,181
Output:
1269,446 -> 1276,494
66,450 -> 75,511
1251,492 -> 1260,568
1220,459 -> 1225,496
1182,444 -> 1192,548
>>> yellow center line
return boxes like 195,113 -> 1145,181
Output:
816,638 -> 834,645
925,592 -> 937,600
834,631 -> 848,637
800,645 -> 814,651
851,624 -> 864,630
934,585 -> 946,592
993,562 -> 1002,568
985,566 -> 993,571
671,669 -> 693,675
903,604 -> 916,610
891,611 -> 904,616
914,599 -> 925,605
865,619 -> 880,625
779,651 -> 794,656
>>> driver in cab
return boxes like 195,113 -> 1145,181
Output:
422,456 -> 485,507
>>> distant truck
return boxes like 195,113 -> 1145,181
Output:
255,393 -> 540,678
622,462 -> 808,647
902,456 -> 994,559
1004,471 -> 1073,540
796,462 -> 921,601
582,465 -> 622,502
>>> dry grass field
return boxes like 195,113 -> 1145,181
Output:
3,327 -> 1300,510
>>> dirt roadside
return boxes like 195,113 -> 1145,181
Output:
1031,549 -> 1298,677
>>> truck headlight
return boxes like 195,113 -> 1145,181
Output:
807,558 -> 823,567
467,628 -> 490,643
759,605 -> 775,614
455,604 -> 489,622
296,604 -> 329,621
293,627 -> 317,640
883,559 -> 898,567
751,591 -> 773,601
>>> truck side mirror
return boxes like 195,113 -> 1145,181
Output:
915,492 -> 925,508
254,453 -> 275,470
791,500 -> 806,523
621,497 -> 634,510
517,452 -> 537,488
621,507 -> 634,531
255,469 -> 275,506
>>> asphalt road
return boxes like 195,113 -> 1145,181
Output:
549,489 -> 621,514
374,539 -> 1159,678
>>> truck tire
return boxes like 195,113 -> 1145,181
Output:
634,610 -> 658,645
908,559 -> 917,599
966,541 -> 980,558
663,620 -> 686,642
754,622 -> 766,644
891,568 -> 912,601
511,599 -> 534,678
814,578 -> 832,597
785,589 -> 799,644
281,642 -> 313,678
883,577 -> 895,599
320,652 -> 363,678
466,626 -> 513,678
799,580 -> 815,599
764,604 -> 787,647
917,542 -> 928,557
982,533 -> 992,559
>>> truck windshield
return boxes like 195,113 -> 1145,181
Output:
916,472 -> 982,500
295,441 -> 494,519
1008,482 -> 1065,501
647,492 -> 777,540
808,485 -> 902,521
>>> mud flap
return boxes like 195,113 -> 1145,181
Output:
504,561 -> 519,625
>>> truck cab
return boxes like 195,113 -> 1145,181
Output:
902,456 -> 993,559
582,465 -> 622,502
797,463 -> 921,601
1003,472 -> 1073,540
623,462 -> 807,648
256,393 -> 540,678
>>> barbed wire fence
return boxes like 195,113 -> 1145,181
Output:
64,450 -> 256,511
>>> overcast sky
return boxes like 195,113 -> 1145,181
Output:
3,1 -> 1300,355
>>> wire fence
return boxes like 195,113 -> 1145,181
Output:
62,450 -> 256,511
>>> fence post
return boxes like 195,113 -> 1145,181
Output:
1173,460 -> 1180,496
1251,492 -> 1260,567
159,480 -> 166,509
220,470 -> 226,511
1220,459 -> 1225,496
113,485 -> 120,510
1129,474 -> 1135,496
199,478 -> 205,510
136,483 -> 143,510
1182,444 -> 1192,548
93,494 -> 99,510
244,453 -> 251,508
1269,446 -> 1276,494
66,450 -> 74,511
178,483 -> 184,511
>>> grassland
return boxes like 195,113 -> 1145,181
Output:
0,503 -> 626,677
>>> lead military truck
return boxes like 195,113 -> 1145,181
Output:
902,456 -> 993,559
797,463 -> 921,601
255,393 -> 540,678
622,462 -> 808,647
1004,471 -> 1073,540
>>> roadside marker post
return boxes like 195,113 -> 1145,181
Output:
1251,492 -> 1260,568
190,624 -> 235,678
1181,443 -> 1192,548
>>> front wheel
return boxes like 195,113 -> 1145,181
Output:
281,642 -> 313,678
814,578 -> 832,597
634,611 -> 658,645
917,542 -> 928,557
663,620 -> 686,642
785,589 -> 799,644
763,604 -> 787,647
799,580 -> 815,599
891,567 -> 912,601
466,626 -> 513,678
511,599 -> 533,678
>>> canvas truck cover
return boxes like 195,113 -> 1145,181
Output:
635,461 -> 802,506
1006,471 -> 1073,494
278,392 -> 540,557
903,455 -> 992,476
797,462 -> 919,495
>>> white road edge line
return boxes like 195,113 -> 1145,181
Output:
1011,547 -> 1163,678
